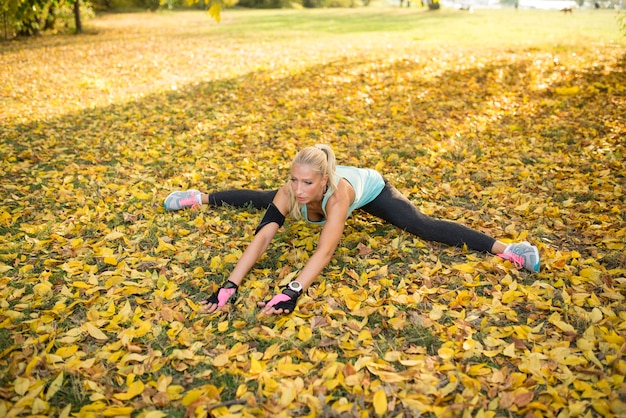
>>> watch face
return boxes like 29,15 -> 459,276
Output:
289,281 -> 302,292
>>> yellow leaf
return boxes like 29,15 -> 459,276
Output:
113,380 -> 145,400
503,343 -> 517,358
467,363 -> 491,376
250,356 -> 263,374
579,267 -> 601,282
210,255 -> 223,269
213,353 -> 229,367
208,3 -> 222,22
104,231 -> 125,241
591,399 -> 611,416
373,389 -> 388,416
85,322 -> 109,340
46,372 -> 64,401
549,318 -> 576,333
439,380 -> 458,396
71,281 -> 91,289
144,412 -> 167,418
602,331 -> 625,345
555,86 -> 580,95
228,342 -> 250,357
135,320 -> 151,337
33,282 -> 53,297
218,320 -> 229,332
32,397 -> 49,414
156,238 -> 176,254
279,383 -> 296,406
438,347 -> 455,361
59,404 -> 72,418
589,307 -> 603,323
118,300 -> 132,319
14,376 -> 31,395
358,329 -> 372,341
182,388 -> 204,406
102,406 -> 135,416
514,201 -> 530,212
262,342 -> 281,360
131,190 -> 152,200
298,325 -> 312,342
429,306 -> 444,321
185,298 -> 200,311
452,262 -> 476,273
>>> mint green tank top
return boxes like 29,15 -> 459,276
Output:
301,166 -> 385,225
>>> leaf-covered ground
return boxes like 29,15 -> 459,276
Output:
1,9 -> 625,418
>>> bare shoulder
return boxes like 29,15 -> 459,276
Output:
277,183 -> 291,198
273,183 -> 292,214
327,178 -> 354,210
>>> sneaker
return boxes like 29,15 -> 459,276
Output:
499,241 -> 540,272
164,190 -> 202,211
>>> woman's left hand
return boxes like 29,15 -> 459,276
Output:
258,289 -> 299,315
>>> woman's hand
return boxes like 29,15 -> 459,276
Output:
257,299 -> 288,315
201,280 -> 238,313
258,287 -> 301,315
201,300 -> 228,314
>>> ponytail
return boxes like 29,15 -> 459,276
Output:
313,144 -> 338,195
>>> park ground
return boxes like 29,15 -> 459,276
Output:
1,7 -> 625,417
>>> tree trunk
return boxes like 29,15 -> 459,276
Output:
73,0 -> 82,34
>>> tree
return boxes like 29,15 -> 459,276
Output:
426,0 -> 439,9
1,0 -> 20,39
72,0 -> 81,33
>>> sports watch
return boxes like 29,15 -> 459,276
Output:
287,281 -> 303,295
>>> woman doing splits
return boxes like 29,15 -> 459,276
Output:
164,145 -> 540,316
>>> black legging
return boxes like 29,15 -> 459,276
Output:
208,183 -> 496,253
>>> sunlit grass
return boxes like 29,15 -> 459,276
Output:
217,7 -> 623,45
1,8 -> 623,124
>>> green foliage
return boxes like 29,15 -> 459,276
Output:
12,0 -> 54,35
237,0 -> 288,10
0,0 -> 93,38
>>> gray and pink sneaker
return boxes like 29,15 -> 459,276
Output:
499,241 -> 540,272
164,190 -> 202,211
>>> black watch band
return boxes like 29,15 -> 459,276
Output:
283,287 -> 302,298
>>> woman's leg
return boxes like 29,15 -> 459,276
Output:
204,190 -> 278,209
165,189 -> 278,211
360,183 -> 496,253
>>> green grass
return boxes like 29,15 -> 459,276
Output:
54,7 -> 625,53
160,7 -> 624,47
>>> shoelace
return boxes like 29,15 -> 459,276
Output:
498,253 -> 524,269
178,195 -> 199,209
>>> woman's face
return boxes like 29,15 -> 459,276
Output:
290,163 -> 327,205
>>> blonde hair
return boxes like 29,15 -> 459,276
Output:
288,144 -> 338,220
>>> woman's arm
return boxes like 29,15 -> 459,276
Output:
261,180 -> 353,315
204,185 -> 291,313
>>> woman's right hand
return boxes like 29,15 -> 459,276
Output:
201,280 -> 238,313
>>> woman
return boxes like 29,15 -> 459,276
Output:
164,145 -> 540,316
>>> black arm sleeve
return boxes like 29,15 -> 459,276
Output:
255,203 -> 286,235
